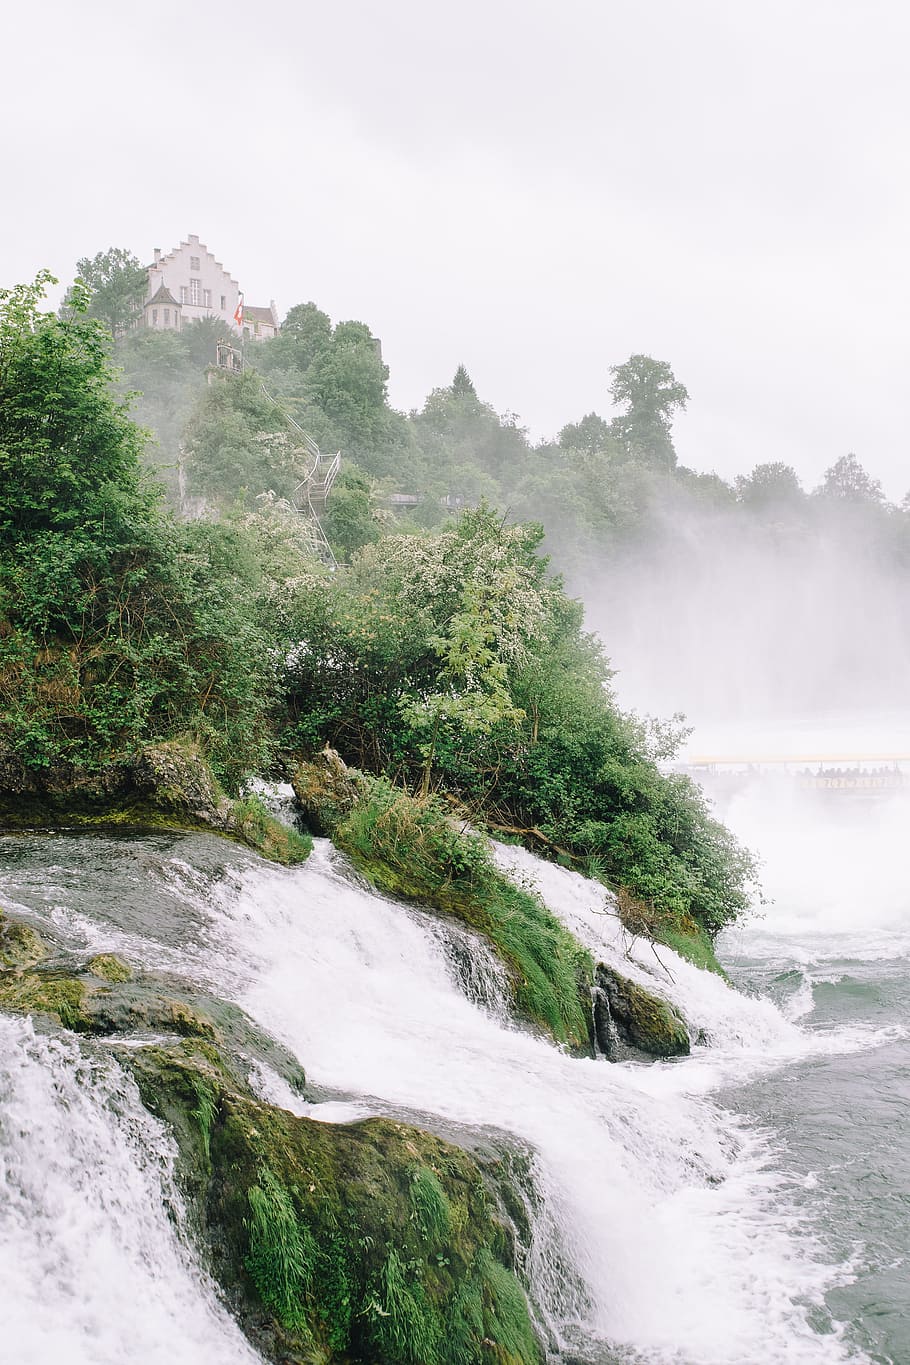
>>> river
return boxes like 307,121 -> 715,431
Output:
0,746 -> 903,1365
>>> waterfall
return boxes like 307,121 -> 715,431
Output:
0,1014 -> 261,1365
0,831 -> 891,1363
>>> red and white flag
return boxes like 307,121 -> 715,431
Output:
233,294 -> 244,329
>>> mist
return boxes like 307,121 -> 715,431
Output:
583,496 -> 910,744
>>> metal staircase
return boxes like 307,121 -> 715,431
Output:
258,383 -> 341,567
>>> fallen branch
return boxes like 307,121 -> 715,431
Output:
439,794 -> 576,860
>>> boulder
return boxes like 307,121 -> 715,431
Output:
594,965 -> 690,1059
291,746 -> 361,835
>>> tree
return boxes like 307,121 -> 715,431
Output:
266,302 -> 333,372
609,355 -> 689,471
64,247 -> 147,338
0,272 -> 151,543
816,452 -> 884,504
182,370 -> 305,504
322,466 -> 380,561
558,412 -> 612,457
451,365 -> 477,398
735,461 -> 805,514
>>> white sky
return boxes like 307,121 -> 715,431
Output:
3,0 -> 910,495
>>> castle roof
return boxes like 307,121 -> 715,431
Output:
244,304 -> 277,324
146,284 -> 179,307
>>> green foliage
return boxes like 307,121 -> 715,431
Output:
332,776 -> 594,1047
134,1043 -> 541,1364
231,794 -> 313,864
409,1165 -> 452,1246
63,247 -> 147,337
608,353 -> 689,471
0,277 -> 311,788
321,465 -> 380,561
245,1166 -> 315,1332
476,1247 -> 541,1363
367,1247 -> 442,1364
189,1075 -> 218,1163
182,369 -> 304,505
4,269 -> 757,947
284,507 -> 756,939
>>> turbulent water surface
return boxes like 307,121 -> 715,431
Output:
0,756 -> 905,1364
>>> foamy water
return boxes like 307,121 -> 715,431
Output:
0,1014 -> 261,1365
0,822 -> 895,1363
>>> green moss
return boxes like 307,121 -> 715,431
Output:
245,1166 -> 316,1334
0,970 -> 90,1031
126,1042 -> 542,1364
0,910 -> 47,970
614,886 -> 729,980
367,1246 -> 442,1364
596,966 -> 689,1058
189,1073 -> 219,1164
409,1165 -> 452,1246
655,922 -> 728,980
86,953 -> 134,983
0,746 -> 311,869
230,795 -> 313,865
326,775 -> 593,1050
476,1247 -> 541,1364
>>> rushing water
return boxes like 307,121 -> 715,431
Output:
0,783 -> 904,1363
0,1012 -> 260,1365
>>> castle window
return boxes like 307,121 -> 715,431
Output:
152,309 -> 158,325
180,286 -> 188,304
220,294 -> 226,310
164,309 -> 170,325
190,256 -> 200,271
190,278 -> 200,305
203,289 -> 212,309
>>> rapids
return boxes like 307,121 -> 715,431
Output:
0,820 -> 897,1364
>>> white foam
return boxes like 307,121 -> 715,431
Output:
0,1016 -> 261,1365
189,841 -> 867,1364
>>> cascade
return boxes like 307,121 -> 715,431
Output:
0,1014 -> 261,1365
0,832 -> 893,1363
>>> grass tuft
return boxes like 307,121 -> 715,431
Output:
335,777 -> 593,1048
244,1166 -> 316,1333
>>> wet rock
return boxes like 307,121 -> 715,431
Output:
0,909 -> 47,970
86,953 -> 134,983
594,965 -> 690,1059
0,740 -> 310,865
291,747 -> 360,836
126,1038 -> 543,1365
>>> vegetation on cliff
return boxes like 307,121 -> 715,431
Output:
295,758 -> 593,1049
2,271 -> 755,945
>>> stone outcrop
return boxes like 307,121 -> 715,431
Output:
291,746 -> 361,836
0,906 -> 541,1364
593,964 -> 690,1059
0,740 -> 310,865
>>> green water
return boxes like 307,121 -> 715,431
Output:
717,782 -> 910,1365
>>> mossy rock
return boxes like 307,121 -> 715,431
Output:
229,795 -> 312,866
593,966 -> 690,1059
0,908 -> 47,970
0,740 -> 311,868
127,1040 -> 542,1364
294,764 -> 593,1053
86,952 -> 134,983
0,968 -> 92,1030
292,750 -> 361,837
0,943 -> 304,1096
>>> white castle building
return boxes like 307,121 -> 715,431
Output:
142,234 -> 280,340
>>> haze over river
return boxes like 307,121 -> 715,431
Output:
683,713 -> 910,1365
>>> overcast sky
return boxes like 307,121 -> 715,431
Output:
4,0 -> 910,494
